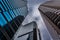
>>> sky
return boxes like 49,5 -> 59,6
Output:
27,0 -> 51,6
15,0 -> 53,40
27,0 -> 51,3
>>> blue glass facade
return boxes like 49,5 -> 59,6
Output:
0,0 -> 28,40
3,11 -> 12,21
0,13 -> 7,26
0,4 -> 5,12
9,10 -> 16,18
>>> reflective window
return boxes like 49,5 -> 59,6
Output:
0,10 -> 1,12
3,0 -> 10,10
0,8 -> 2,12
3,11 -> 12,21
13,10 -> 18,16
0,0 -> 7,11
0,13 -> 7,26
18,8 -> 21,15
16,9 -> 20,15
9,10 -> 16,18
6,0 -> 13,9
0,3 -> 5,12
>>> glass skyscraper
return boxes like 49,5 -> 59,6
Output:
0,0 -> 28,40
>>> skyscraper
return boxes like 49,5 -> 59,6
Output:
39,0 -> 60,40
0,0 -> 28,40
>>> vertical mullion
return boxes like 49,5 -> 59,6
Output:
6,0 -> 13,9
2,0 -> 10,10
0,2 -> 5,12
0,7 -> 3,12
0,0 -> 7,11
5,0 -> 12,10
0,13 -> 7,27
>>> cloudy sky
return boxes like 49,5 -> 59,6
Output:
27,0 -> 51,4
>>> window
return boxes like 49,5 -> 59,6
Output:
13,9 -> 18,16
3,11 -> 12,22
0,0 -> 7,11
9,10 -> 16,18
0,13 -> 7,26
0,3 -> 5,12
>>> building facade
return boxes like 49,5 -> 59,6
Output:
0,0 -> 28,40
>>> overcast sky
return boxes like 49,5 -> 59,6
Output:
27,0 -> 51,6
27,0 -> 51,3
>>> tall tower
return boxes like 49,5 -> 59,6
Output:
0,0 -> 28,40
38,0 -> 60,40
52,0 -> 60,1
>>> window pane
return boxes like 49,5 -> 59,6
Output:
0,4 -> 5,12
5,0 -> 13,9
9,10 -> 16,18
0,13 -> 7,26
3,0 -> 10,10
0,0 -> 7,11
18,8 -> 21,15
0,7 -> 2,12
13,9 -> 18,16
16,9 -> 20,15
3,11 -> 12,21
